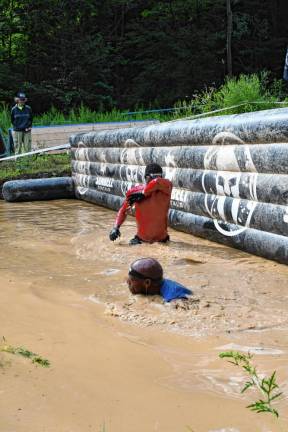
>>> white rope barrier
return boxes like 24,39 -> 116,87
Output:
0,143 -> 70,162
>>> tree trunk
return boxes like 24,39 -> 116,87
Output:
226,0 -> 233,76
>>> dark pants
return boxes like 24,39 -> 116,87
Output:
129,235 -> 170,245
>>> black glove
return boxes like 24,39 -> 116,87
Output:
109,227 -> 121,241
128,192 -> 145,206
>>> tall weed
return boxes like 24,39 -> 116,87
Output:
174,73 -> 288,117
212,72 -> 280,114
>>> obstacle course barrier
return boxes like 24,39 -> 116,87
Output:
71,143 -> 288,174
72,162 -> 288,205
70,107 -> 288,148
71,107 -> 288,264
3,177 -> 75,202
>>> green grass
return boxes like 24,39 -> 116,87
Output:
1,339 -> 50,368
0,153 -> 71,183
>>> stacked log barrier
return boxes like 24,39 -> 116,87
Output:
3,177 -> 75,202
70,107 -> 288,264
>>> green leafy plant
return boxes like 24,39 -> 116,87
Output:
211,72 -> 281,114
219,350 -> 282,418
0,338 -> 50,368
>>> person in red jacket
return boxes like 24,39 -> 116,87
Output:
109,163 -> 172,245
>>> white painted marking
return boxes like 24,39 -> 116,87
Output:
231,199 -> 240,225
251,172 -> 258,201
243,145 -> 257,172
76,186 -> 89,195
204,194 -> 214,219
283,209 -> 288,223
95,177 -> 114,188
216,196 -> 226,221
124,139 -> 139,147
216,171 -> 241,198
164,151 -> 177,167
244,201 -> 257,227
213,220 -> 247,237
216,146 -> 240,171
201,171 -> 208,194
163,166 -> 175,181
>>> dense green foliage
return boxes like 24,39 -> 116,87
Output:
1,73 -> 287,136
0,0 -> 287,113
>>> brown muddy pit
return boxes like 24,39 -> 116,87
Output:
0,199 -> 287,432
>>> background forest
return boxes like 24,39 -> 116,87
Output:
0,0 -> 288,114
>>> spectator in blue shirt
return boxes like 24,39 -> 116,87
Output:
127,257 -> 192,302
11,92 -> 33,154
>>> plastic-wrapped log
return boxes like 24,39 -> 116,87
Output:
75,186 -> 123,212
71,143 -> 288,174
170,189 -> 288,237
72,162 -> 288,206
73,173 -> 134,196
74,186 -> 288,264
3,177 -> 75,202
70,107 -> 288,148
72,160 -> 145,183
168,209 -> 288,264
73,174 -> 288,237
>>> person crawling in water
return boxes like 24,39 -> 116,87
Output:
127,257 -> 192,302
109,163 -> 172,245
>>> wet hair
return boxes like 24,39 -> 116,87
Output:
145,163 -> 162,178
130,257 -> 163,283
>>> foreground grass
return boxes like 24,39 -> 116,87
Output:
220,351 -> 282,418
0,153 -> 71,183
1,338 -> 50,368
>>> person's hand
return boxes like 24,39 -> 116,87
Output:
109,227 -> 121,241
25,128 -> 31,132
128,192 -> 145,206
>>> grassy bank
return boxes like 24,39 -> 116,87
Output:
0,153 -> 71,181
0,153 -> 71,198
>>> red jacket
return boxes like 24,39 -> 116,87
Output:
115,178 -> 172,242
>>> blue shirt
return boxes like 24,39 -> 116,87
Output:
11,104 -> 33,131
160,279 -> 192,302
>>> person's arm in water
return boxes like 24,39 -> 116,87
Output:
109,199 -> 129,241
109,185 -> 144,241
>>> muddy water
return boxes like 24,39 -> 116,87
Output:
0,199 -> 288,432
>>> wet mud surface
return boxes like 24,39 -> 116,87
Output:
0,199 -> 288,432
